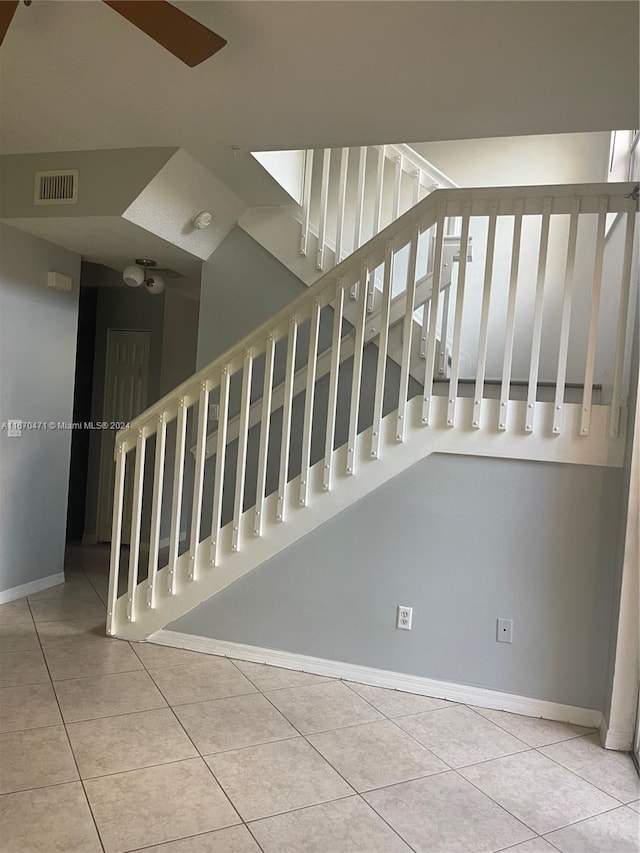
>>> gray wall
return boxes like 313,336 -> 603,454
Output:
160,290 -> 200,397
0,224 -> 81,592
197,226 -> 306,368
171,454 -> 622,711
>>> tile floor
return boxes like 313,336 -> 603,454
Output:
0,547 -> 638,853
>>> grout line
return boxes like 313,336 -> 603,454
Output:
25,594 -> 107,853
534,743 -> 632,806
128,638 -> 260,849
250,667 -> 417,852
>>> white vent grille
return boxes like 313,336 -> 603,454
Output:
34,170 -> 78,205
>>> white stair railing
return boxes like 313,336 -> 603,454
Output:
107,182 -> 637,640
300,143 -> 459,269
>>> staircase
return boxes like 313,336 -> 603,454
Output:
106,181 -> 637,641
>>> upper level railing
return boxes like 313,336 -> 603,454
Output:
107,182 -> 637,638
299,143 -> 459,270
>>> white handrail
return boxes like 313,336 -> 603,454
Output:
107,181 -> 636,639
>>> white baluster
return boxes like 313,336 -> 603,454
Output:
126,427 -> 147,622
210,367 -> 230,566
277,317 -> 298,521
232,350 -> 253,550
335,148 -> 349,264
525,198 -> 552,433
373,145 -> 386,235
317,149 -> 331,270
552,196 -> 580,435
300,149 -> 313,256
168,398 -> 187,594
610,208 -> 637,437
422,201 -> 447,425
392,155 -> 403,220
446,202 -> 471,427
254,334 -> 275,536
371,241 -> 394,458
499,198 -> 524,431
396,224 -> 419,441
354,147 -> 367,250
580,196 -> 608,436
106,442 -> 126,635
146,412 -> 167,609
323,281 -> 345,490
346,263 -> 369,475
300,301 -> 321,506
472,201 -> 498,429
188,381 -> 210,579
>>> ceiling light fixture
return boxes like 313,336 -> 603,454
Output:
123,259 -> 165,295
193,210 -> 213,230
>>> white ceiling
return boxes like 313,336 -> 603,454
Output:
1,1 -> 637,176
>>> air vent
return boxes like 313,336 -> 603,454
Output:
34,170 -> 78,205
160,268 -> 185,279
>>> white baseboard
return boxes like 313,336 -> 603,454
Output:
0,572 -> 65,605
600,718 -> 634,751
150,630 -> 604,730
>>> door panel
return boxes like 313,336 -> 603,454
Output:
97,330 -> 151,543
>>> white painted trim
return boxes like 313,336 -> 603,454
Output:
600,719 -> 634,752
0,572 -> 65,605
150,629 -> 604,730
603,368 -> 640,752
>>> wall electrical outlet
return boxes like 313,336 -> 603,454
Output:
496,617 -> 513,644
397,605 -> 413,630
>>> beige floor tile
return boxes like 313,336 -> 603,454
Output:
0,599 -> 32,627
29,596 -> 106,623
137,825 -> 261,852
45,637 -> 142,680
264,680 -> 384,734
396,704 -> 528,768
472,706 -> 597,747
459,750 -> 620,835
363,770 -> 534,852
345,681 -> 453,717
174,693 -> 297,755
0,647 -> 49,687
0,725 -> 78,793
233,659 -> 333,691
249,794 -> 411,852
0,681 -> 62,732
131,642 -> 215,668
540,733 -> 640,803
67,707 -> 197,778
544,805 -> 640,852
498,839 -> 558,852
205,736 -> 353,821
84,758 -> 240,853
28,575 -> 101,601
308,719 -> 448,792
148,658 -> 257,706
0,781 -> 102,852
0,620 -> 41,653
55,669 -> 167,722
36,615 -> 108,649
629,800 -> 640,813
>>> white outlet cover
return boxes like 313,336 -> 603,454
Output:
397,605 -> 413,630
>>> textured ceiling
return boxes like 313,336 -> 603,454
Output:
1,1 -> 637,176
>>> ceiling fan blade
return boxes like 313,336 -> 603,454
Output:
103,1 -> 226,67
0,1 -> 19,47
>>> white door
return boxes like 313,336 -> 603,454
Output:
97,330 -> 150,543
